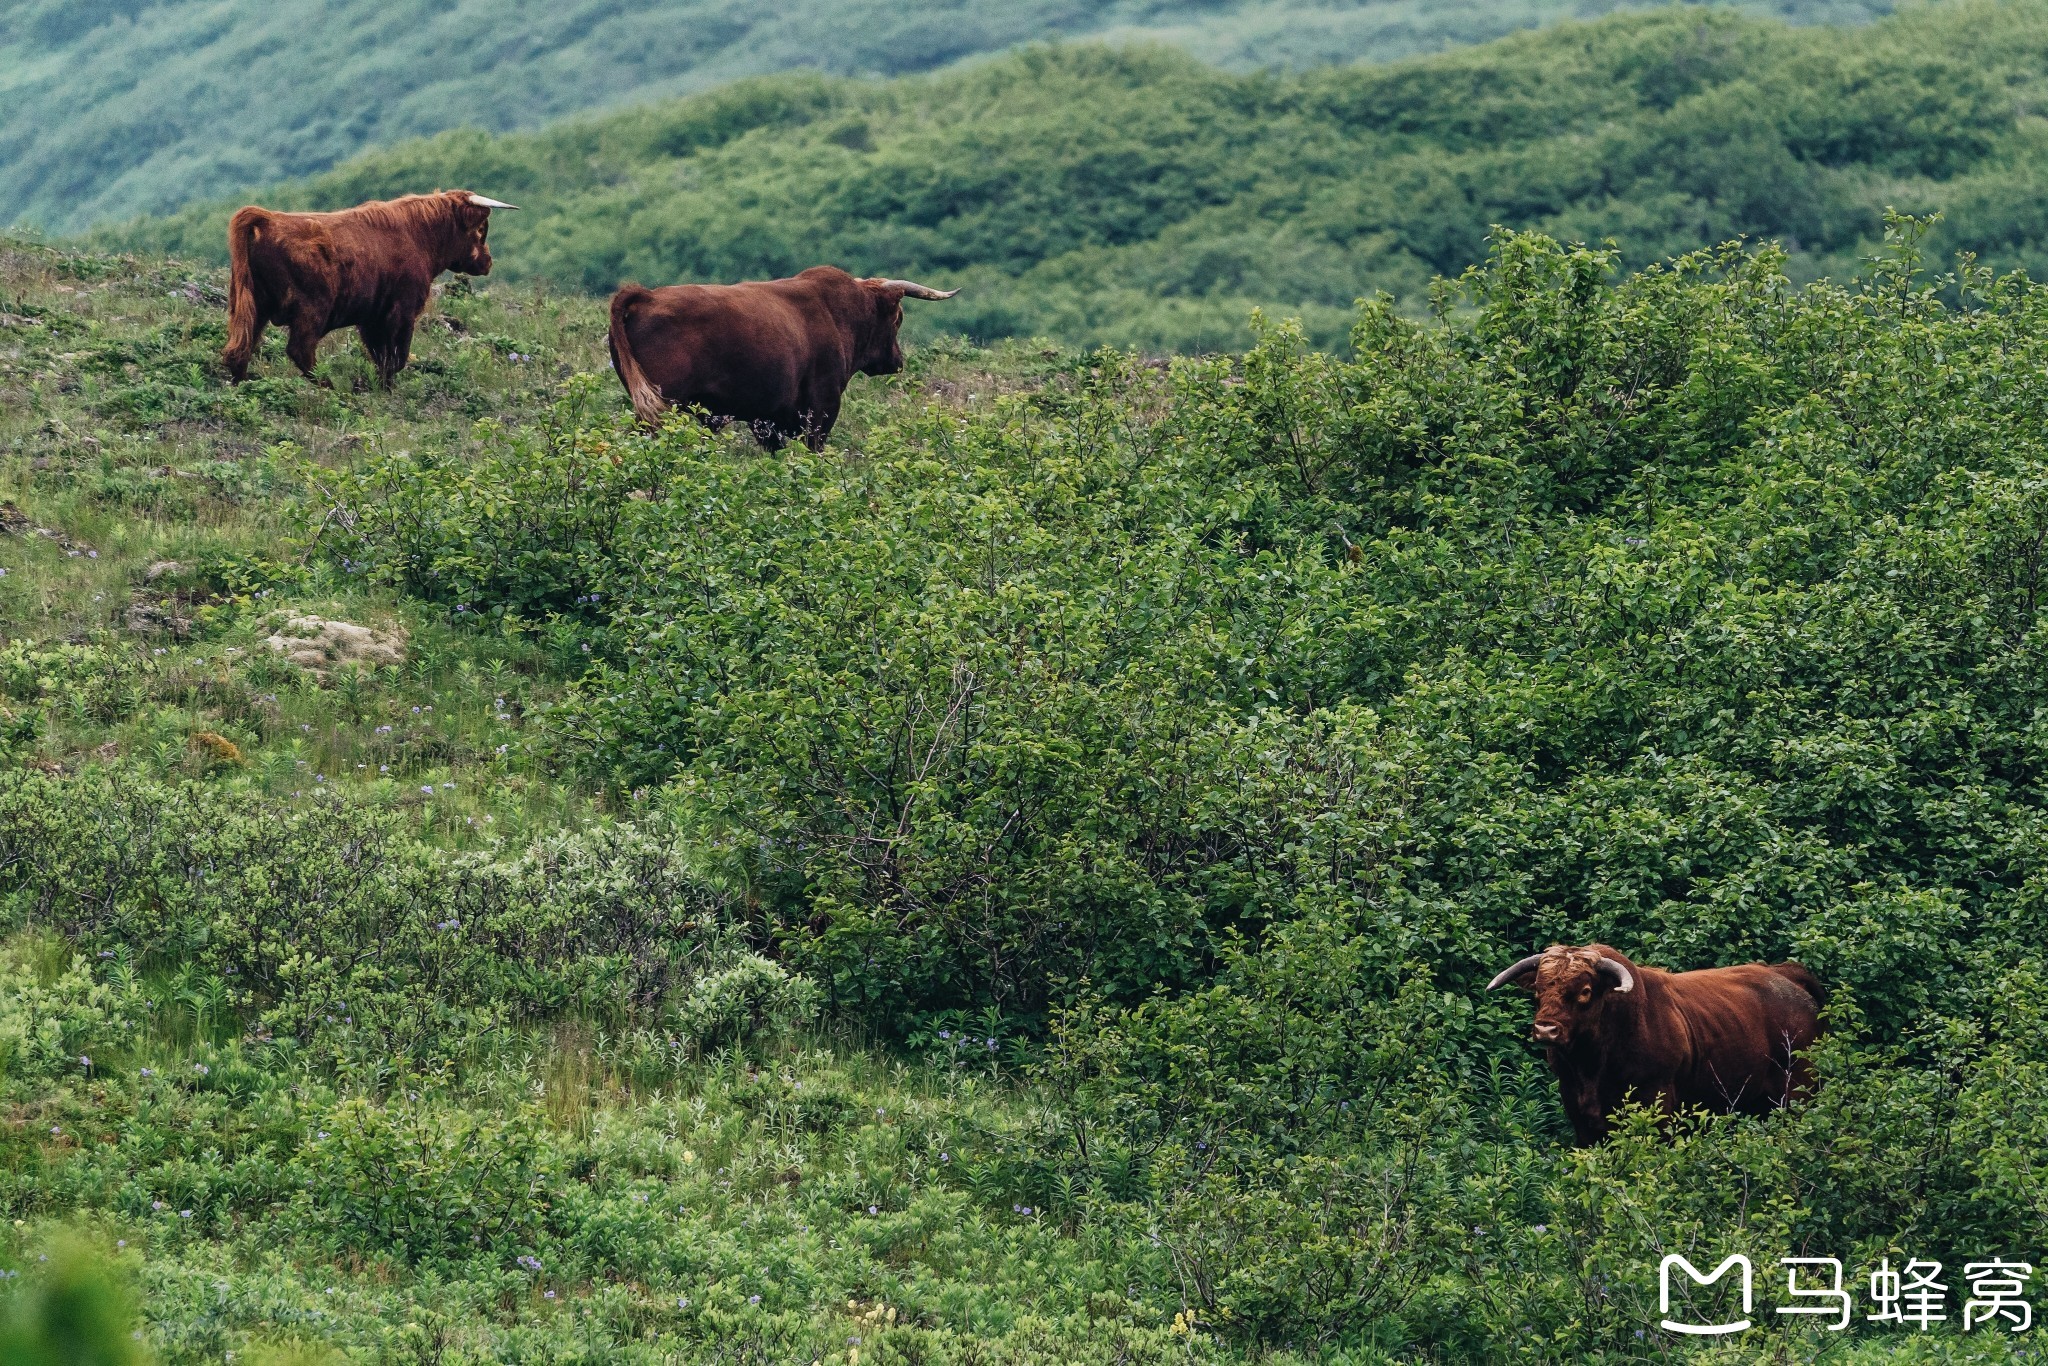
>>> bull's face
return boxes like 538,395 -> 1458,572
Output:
1488,945 -> 1635,1047
454,208 -> 494,277
861,288 -> 908,376
854,277 -> 956,376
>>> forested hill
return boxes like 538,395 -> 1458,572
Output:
111,1 -> 2048,352
4,0 -> 1887,234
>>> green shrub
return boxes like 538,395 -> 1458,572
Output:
0,937 -> 132,1098
671,955 -> 820,1053
288,1095 -> 556,1265
0,768 -> 741,1050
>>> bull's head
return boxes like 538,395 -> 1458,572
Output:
1488,944 -> 1635,1047
449,192 -> 519,276
858,278 -> 959,376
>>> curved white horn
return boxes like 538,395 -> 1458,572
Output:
1598,957 -> 1635,993
880,279 -> 958,300
465,194 -> 520,210
1487,953 -> 1546,991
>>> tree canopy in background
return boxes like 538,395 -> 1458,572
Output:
109,2 -> 2048,353
5,0 -> 1888,233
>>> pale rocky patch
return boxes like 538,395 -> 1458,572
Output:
263,615 -> 408,677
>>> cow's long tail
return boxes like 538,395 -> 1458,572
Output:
221,207 -> 266,382
608,285 -> 667,427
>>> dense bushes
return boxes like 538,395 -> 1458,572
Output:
304,224 -> 2048,1352
0,767 -> 757,1050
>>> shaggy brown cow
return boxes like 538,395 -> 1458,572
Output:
1487,943 -> 1824,1145
607,266 -> 957,451
222,190 -> 517,387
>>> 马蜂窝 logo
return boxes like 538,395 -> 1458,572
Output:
1655,1254 -> 2033,1336
1660,1254 -> 1753,1336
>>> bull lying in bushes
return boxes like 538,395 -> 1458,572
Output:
1488,943 -> 1825,1145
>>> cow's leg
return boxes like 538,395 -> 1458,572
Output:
750,418 -> 790,453
1554,1067 -> 1605,1145
360,317 -> 415,389
1565,1103 -> 1605,1147
285,317 -> 329,386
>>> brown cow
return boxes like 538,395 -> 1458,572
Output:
1487,943 -> 1824,1145
222,190 -> 517,387
607,266 -> 957,451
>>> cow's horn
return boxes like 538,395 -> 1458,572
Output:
1487,954 -> 1546,990
1597,956 -> 1635,993
465,194 -> 520,210
880,279 -> 958,300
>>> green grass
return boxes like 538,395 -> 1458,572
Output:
2,931 -> 1196,1366
0,240 -> 609,842
0,238 -> 1043,843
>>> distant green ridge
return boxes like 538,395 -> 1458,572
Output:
5,0 -> 1887,232
104,3 -> 2045,353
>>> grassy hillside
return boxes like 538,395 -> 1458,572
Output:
8,207 -> 2048,1357
3,0 -> 1890,234
109,2 -> 2046,353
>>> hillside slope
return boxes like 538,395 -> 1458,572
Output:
112,2 -> 2048,352
4,0 -> 1888,233
6,214 -> 2048,1360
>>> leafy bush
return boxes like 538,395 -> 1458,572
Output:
671,954 -> 820,1053
322,375 -> 662,623
0,768 -> 745,1048
289,1095 -> 555,1264
0,936 -> 132,1098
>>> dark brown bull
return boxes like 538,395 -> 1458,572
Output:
222,190 -> 517,387
607,266 -> 957,451
1488,943 -> 1824,1145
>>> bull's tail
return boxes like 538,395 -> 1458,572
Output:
222,207 -> 267,382
608,285 -> 668,427
1771,961 -> 1828,1012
